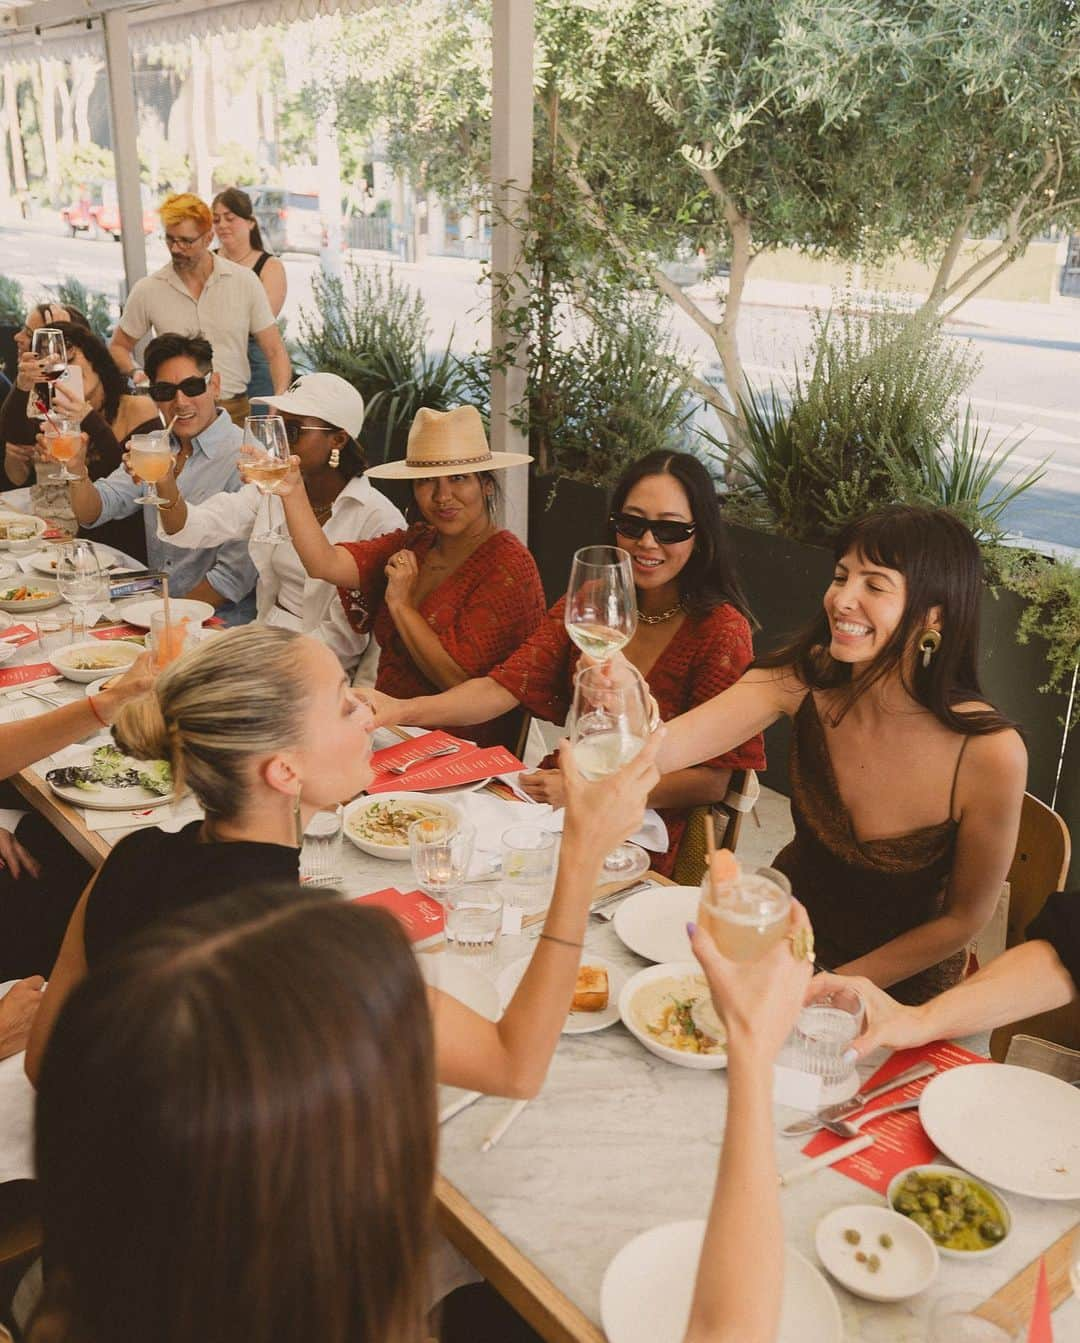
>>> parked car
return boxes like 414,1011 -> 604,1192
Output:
60,183 -> 156,242
247,186 -> 322,255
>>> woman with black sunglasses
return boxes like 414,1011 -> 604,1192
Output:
367,450 -> 765,875
155,373 -> 405,673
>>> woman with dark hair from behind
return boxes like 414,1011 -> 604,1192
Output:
31,887 -> 436,1343
0,319 -> 156,561
211,187 -> 287,400
368,450 -> 766,875
655,505 -> 1027,1003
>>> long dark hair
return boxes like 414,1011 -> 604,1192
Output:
54,321 -> 128,424
758,505 -> 1015,734
32,887 -> 435,1343
608,450 -> 754,622
212,186 -> 267,253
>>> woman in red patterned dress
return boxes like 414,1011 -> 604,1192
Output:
279,405 -> 546,746
369,451 -> 765,875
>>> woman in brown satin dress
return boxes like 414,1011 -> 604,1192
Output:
658,506 -> 1027,1004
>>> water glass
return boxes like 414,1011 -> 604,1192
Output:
928,1295 -> 1020,1342
6,520 -> 39,556
789,985 -> 865,1087
501,825 -> 557,912
445,885 -> 503,966
408,816 -> 474,903
148,610 -> 197,670
33,609 -> 85,654
299,806 -> 344,888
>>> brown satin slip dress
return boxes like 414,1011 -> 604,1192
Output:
772,694 -> 970,1005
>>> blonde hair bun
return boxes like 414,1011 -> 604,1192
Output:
113,690 -> 172,768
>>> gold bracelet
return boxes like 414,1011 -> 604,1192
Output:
538,931 -> 584,951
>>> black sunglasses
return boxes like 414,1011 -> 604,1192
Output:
148,373 -> 212,402
610,512 -> 697,545
284,420 -> 338,446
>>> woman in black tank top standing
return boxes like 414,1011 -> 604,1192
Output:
212,187 -> 287,400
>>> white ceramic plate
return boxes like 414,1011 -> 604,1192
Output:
31,543 -> 125,576
497,954 -> 625,1034
51,639 -> 143,683
815,1205 -> 939,1301
417,954 -> 500,1021
612,884 -> 698,964
886,1164 -> 1012,1259
45,748 -> 173,812
618,962 -> 727,1071
919,1064 -> 1080,1200
118,597 -> 216,628
0,513 -> 46,550
343,793 -> 462,861
601,1222 -> 841,1343
0,581 -> 62,613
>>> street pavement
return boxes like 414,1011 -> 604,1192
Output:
3,219 -> 1077,550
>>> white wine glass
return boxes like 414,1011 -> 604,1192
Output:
242,414 -> 290,545
564,545 -> 637,659
569,660 -> 653,874
128,431 -> 174,508
55,540 -> 105,629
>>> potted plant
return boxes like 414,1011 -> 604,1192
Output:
0,275 -> 25,383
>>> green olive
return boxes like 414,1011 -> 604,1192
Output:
981,1220 -> 1006,1243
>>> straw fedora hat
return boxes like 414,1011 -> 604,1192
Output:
365,405 -> 532,480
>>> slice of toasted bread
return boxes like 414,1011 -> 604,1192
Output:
572,964 -> 609,1013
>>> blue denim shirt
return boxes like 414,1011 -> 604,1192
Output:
89,409 -> 257,616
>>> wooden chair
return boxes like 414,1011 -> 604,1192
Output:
989,792 -> 1074,1063
672,770 -> 758,885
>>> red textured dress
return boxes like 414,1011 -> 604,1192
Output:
337,524 -> 546,746
489,597 -> 766,875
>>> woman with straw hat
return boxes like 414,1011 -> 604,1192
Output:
279,404 -> 545,746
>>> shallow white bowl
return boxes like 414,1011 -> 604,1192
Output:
886,1164 -> 1012,1260
0,581 -> 62,613
343,793 -> 462,861
0,513 -> 46,551
618,961 -> 727,1070
51,639 -> 143,683
815,1204 -> 939,1301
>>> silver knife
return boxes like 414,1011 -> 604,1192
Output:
591,880 -> 656,920
782,1060 -> 938,1137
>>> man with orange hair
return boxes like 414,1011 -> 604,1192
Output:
109,192 -> 290,423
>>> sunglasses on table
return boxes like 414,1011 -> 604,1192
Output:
610,512 -> 697,544
148,373 -> 213,402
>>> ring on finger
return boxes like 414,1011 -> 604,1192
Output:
787,927 -> 814,963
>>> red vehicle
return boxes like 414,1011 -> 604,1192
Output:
60,183 -> 156,241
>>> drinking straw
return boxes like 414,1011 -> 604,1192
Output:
161,574 -> 171,653
704,810 -> 718,904
159,412 -> 178,435
481,1098 -> 529,1152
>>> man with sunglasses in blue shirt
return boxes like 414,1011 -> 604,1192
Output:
66,333 -> 257,625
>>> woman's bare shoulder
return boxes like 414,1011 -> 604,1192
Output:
741,663 -> 808,711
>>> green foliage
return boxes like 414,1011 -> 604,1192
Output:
52,278 -> 113,343
294,264 -> 473,465
213,142 -> 260,193
0,277 -> 25,327
58,145 -> 114,198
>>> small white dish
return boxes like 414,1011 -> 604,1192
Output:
31,545 -> 122,577
886,1164 -> 1012,1260
45,747 -> 174,812
0,514 -> 46,551
601,1222 -> 841,1343
343,793 -> 462,861
118,597 -> 216,629
51,639 -> 143,683
417,954 -> 500,1021
497,953 -> 625,1034
0,581 -> 62,613
618,962 -> 727,1070
815,1204 -> 939,1301
612,884 -> 698,963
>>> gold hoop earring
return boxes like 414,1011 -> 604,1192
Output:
293,785 -> 304,847
328,447 -> 340,470
919,628 -> 942,669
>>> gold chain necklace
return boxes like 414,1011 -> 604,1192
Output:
636,602 -> 684,625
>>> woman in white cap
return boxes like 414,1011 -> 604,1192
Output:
155,372 -> 404,673
279,404 -> 546,747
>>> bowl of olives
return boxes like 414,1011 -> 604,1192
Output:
886,1164 -> 1012,1259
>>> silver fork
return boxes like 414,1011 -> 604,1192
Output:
387,743 -> 461,774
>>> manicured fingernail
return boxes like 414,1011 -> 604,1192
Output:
685,921 -> 697,939
841,1048 -> 858,1067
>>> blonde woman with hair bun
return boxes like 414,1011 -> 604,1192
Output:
26,628 -> 664,1104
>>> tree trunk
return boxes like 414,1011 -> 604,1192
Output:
4,66 -> 29,196
188,36 -> 212,200
71,56 -> 96,145
38,59 -> 60,193
0,97 -> 11,201
56,64 -> 74,156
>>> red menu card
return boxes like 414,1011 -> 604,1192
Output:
801,1041 -> 992,1194
0,660 -> 58,688
366,730 -> 525,794
91,624 -> 145,642
352,887 -> 445,943
0,624 -> 37,648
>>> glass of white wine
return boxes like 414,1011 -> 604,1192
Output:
564,545 -> 637,659
569,660 -> 653,874
242,415 -> 290,545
